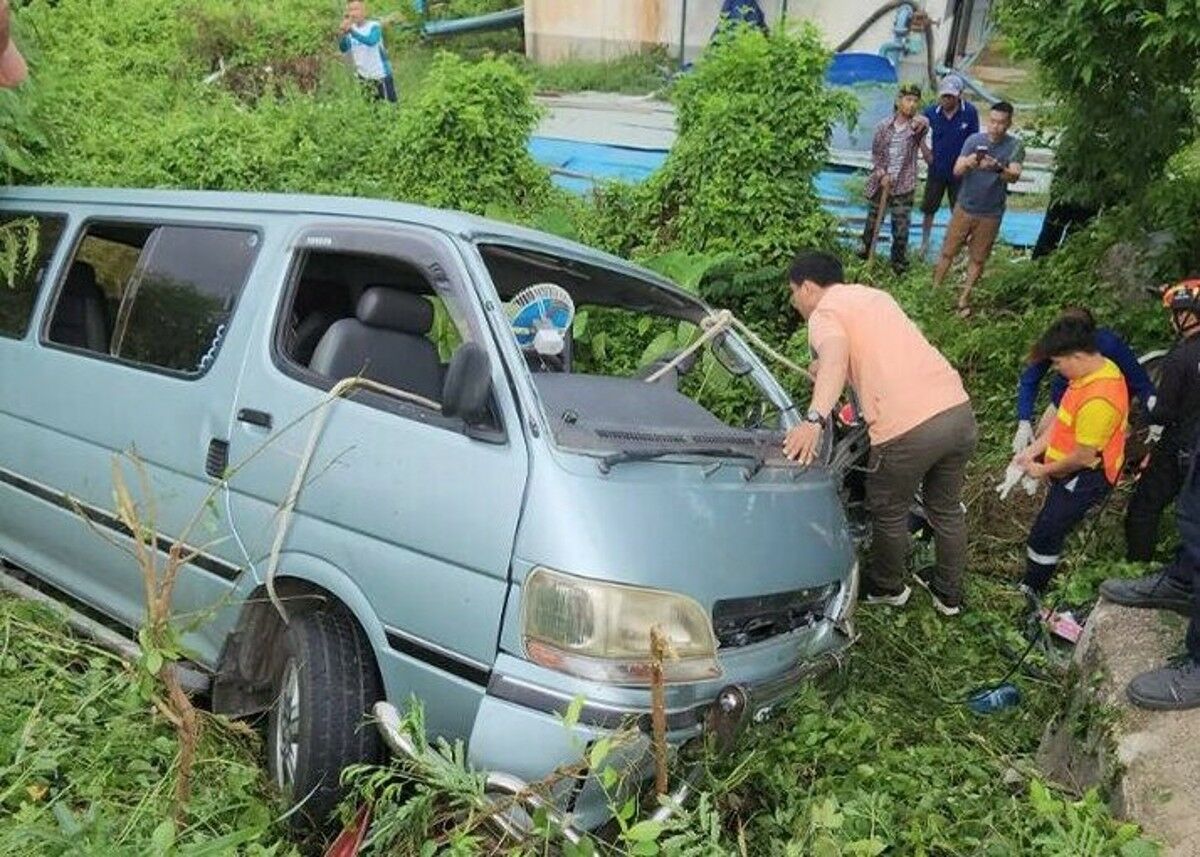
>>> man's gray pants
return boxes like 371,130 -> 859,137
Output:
865,402 -> 977,602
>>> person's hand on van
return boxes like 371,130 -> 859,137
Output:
783,420 -> 821,465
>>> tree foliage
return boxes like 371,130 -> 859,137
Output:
15,0 -> 553,214
588,24 -> 856,267
998,0 -> 1200,209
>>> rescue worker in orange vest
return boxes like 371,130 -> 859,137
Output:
1012,317 -> 1129,593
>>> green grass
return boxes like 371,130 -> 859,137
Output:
0,596 -> 293,856
527,48 -> 674,96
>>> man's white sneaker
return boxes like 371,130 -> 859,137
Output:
863,585 -> 912,607
913,570 -> 963,617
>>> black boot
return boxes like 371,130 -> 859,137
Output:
1099,569 -> 1193,616
1127,657 -> 1200,711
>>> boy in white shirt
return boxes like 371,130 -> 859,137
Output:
338,1 -> 396,103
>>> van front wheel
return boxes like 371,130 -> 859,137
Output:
266,606 -> 384,833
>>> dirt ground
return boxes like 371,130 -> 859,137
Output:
1074,601 -> 1200,856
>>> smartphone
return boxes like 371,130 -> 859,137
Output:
974,145 -> 989,157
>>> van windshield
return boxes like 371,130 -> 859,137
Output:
476,242 -> 799,460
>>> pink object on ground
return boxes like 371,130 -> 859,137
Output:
1039,608 -> 1085,644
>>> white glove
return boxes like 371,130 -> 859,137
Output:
1147,424 -> 1164,444
1012,420 -> 1034,454
1021,475 -> 1040,495
997,463 -> 1024,501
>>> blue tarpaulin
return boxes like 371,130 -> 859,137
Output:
527,136 -> 1045,251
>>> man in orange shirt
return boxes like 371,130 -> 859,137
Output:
1013,317 -> 1128,593
784,251 -> 977,614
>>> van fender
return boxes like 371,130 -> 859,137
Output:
211,551 -> 388,718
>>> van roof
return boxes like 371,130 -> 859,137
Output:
0,185 -> 657,280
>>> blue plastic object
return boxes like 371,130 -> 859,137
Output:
510,298 -> 571,348
827,53 -> 899,86
716,0 -> 768,33
527,136 -> 1047,250
422,6 -> 522,38
967,683 -> 1021,714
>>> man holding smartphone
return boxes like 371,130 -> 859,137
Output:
932,101 -> 1024,316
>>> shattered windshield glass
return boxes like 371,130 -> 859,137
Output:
477,242 -> 803,460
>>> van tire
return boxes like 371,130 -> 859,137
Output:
266,605 -> 384,835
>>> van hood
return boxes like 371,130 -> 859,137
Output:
511,452 -> 855,606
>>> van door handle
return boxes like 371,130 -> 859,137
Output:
237,408 -> 273,429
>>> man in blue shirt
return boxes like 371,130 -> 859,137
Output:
1012,307 -> 1156,453
919,76 -> 978,260
338,1 -> 396,103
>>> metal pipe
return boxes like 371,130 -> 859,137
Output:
679,0 -> 689,68
0,566 -> 211,694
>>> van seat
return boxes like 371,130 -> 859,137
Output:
308,286 -> 442,403
49,261 -> 109,352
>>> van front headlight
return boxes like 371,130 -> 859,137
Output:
521,567 -> 721,685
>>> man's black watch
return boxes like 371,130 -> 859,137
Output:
803,409 -> 828,429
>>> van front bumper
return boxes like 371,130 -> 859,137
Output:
376,620 -> 854,837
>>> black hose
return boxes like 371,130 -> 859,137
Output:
922,21 -> 936,90
835,1 -> 914,52
834,2 -> 937,90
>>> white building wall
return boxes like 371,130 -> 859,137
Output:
525,0 -> 972,80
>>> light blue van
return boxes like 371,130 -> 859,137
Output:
0,187 -> 858,833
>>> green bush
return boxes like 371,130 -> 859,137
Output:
997,0 -> 1200,211
19,0 -> 554,215
596,24 -> 855,266
385,52 -> 551,212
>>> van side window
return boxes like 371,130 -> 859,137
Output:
47,222 -> 260,376
0,214 -> 67,339
278,248 -> 494,430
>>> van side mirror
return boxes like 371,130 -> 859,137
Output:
442,342 -> 493,426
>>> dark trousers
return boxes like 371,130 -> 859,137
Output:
1175,448 -> 1200,661
865,403 -> 977,601
1126,444 -> 1186,561
367,74 -> 397,103
1023,468 -> 1110,593
1031,198 -> 1098,259
862,190 -> 915,269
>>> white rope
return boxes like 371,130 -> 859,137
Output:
643,308 -> 815,385
265,376 -> 441,624
644,309 -> 735,384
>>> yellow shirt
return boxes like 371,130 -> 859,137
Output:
1046,359 -> 1124,466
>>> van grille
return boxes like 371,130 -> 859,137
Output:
712,586 -> 832,649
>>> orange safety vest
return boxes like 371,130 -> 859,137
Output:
1045,370 -> 1129,484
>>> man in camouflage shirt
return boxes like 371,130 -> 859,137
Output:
860,83 -> 930,275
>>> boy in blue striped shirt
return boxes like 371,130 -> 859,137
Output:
338,1 -> 396,103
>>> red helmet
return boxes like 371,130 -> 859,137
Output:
1162,279 -> 1200,314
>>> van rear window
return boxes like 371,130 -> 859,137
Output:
47,222 -> 260,376
0,214 -> 67,340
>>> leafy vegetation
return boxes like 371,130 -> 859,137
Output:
0,0 -> 1193,854
528,48 -> 673,96
0,595 -> 292,855
585,23 -> 857,267
997,0 -> 1200,213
